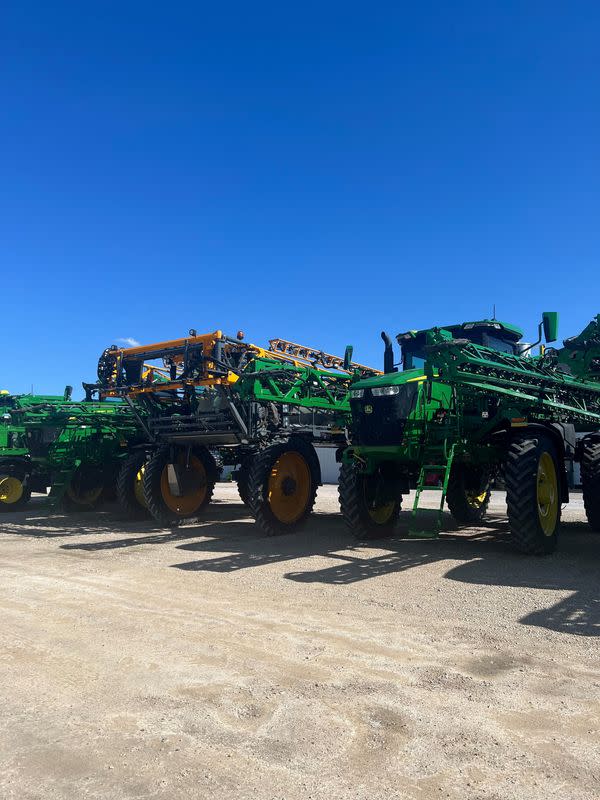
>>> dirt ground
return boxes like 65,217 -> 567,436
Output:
0,485 -> 599,800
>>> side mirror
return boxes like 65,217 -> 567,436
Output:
542,312 -> 558,343
343,345 -> 353,371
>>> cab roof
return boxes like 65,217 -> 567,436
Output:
397,319 -> 523,343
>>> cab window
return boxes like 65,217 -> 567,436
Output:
402,350 -> 426,370
483,334 -> 516,354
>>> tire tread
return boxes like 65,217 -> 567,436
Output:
446,464 -> 491,524
247,438 -> 318,536
143,446 -> 216,526
505,435 -> 559,555
338,462 -> 401,540
116,451 -> 149,519
582,436 -> 600,531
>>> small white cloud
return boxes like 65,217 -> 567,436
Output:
116,337 -> 141,347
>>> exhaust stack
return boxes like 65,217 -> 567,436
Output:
381,332 -> 397,374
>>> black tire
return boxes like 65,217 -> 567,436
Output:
339,462 -> 402,541
446,463 -> 491,524
236,459 -> 252,506
505,434 -> 561,555
63,467 -> 105,511
116,451 -> 149,519
0,474 -> 31,512
143,446 -> 217,526
581,435 -> 600,531
247,438 -> 319,536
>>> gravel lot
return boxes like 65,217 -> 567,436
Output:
0,485 -> 599,800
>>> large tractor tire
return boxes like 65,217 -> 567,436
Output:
581,436 -> 600,531
505,434 -> 561,554
236,459 -> 252,507
247,438 -> 319,536
116,451 -> 149,519
0,474 -> 31,511
339,462 -> 402,541
63,466 -> 105,511
446,463 -> 491,524
143,446 -> 217,526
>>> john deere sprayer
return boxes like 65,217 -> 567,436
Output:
0,388 -> 143,511
340,313 -> 600,554
87,330 -> 378,533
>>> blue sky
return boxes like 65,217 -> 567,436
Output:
2,1 -> 599,395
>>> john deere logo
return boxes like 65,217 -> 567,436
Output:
364,404 -> 373,414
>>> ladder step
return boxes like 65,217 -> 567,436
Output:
407,530 -> 440,539
409,444 -> 457,538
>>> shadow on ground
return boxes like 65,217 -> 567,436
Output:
444,520 -> 600,637
2,497 -> 599,637
0,490 -> 249,537
165,502 -> 512,578
171,510 -> 600,638
0,497 -> 168,538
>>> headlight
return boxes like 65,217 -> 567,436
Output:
371,385 -> 400,397
350,388 -> 364,398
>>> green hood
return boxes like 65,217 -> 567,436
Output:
352,368 -> 426,390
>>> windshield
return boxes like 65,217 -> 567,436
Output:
485,335 -> 515,354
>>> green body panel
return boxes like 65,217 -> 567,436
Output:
351,368 -> 426,389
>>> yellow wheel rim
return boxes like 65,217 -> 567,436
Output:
160,453 -> 207,516
362,473 -> 396,524
267,451 -> 312,524
537,452 -> 558,536
0,476 -> 24,505
134,465 -> 147,508
367,502 -> 396,524
366,492 -> 396,524
66,483 -> 103,506
466,488 -> 488,508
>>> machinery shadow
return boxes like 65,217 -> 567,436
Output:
172,510 -> 600,638
172,511 -> 355,573
444,519 -> 600,637
518,594 -> 600,636
58,502 -> 254,550
0,497 -> 251,541
0,512 -> 166,539
5,494 -> 598,638
171,509 -> 511,576
282,513 -> 511,584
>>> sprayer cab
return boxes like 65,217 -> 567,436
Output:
393,319 -> 525,372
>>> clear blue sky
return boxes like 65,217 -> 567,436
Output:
2,2 -> 599,395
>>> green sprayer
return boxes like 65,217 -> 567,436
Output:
340,314 -> 600,554
86,330 -> 377,533
0,388 -> 143,511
